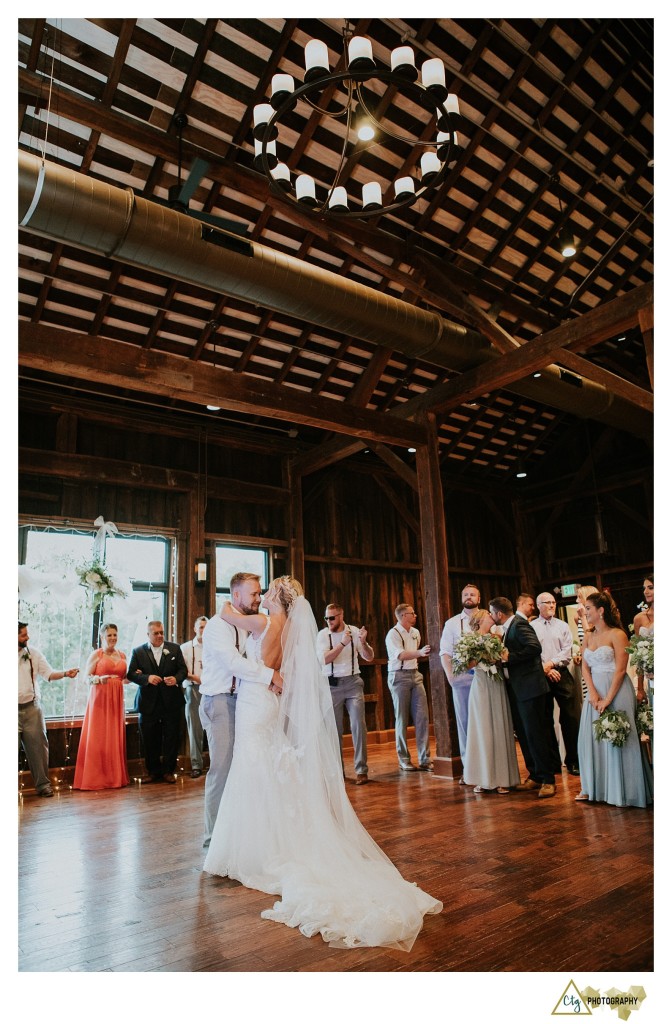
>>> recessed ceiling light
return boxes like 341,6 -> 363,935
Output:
206,404 -> 221,411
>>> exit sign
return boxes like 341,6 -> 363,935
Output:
561,583 -> 579,598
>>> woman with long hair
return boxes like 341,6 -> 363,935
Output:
632,574 -> 654,707
204,576 -> 442,950
74,623 -> 129,790
575,592 -> 652,807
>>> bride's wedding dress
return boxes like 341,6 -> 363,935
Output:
204,596 -> 442,950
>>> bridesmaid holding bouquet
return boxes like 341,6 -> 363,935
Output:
74,623 -> 130,790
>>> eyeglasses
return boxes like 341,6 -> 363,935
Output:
540,600 -> 556,605
324,615 -> 337,621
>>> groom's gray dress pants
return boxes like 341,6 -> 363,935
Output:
199,692 -> 236,846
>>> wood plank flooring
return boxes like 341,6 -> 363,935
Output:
18,742 -> 653,973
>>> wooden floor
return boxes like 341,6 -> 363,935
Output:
18,742 -> 653,973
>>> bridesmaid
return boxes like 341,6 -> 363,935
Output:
74,623 -> 130,790
575,592 -> 652,807
632,574 -> 654,707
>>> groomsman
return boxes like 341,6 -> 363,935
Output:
439,584 -> 481,758
532,593 -> 581,776
180,616 -> 207,778
386,604 -> 433,772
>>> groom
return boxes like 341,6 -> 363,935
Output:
199,572 -> 283,848
489,596 -> 560,798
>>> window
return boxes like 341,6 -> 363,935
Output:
19,523 -> 174,719
215,544 -> 269,603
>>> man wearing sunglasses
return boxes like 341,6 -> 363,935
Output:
317,604 -> 374,785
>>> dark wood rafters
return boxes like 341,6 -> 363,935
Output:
17,17 -> 652,483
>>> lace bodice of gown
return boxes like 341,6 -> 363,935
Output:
583,645 -> 615,670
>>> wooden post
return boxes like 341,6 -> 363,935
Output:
415,412 -> 462,778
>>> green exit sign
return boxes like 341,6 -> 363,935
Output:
561,583 -> 579,598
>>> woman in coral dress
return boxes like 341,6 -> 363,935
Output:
74,623 -> 129,790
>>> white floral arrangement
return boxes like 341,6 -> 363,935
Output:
635,704 -> 653,740
593,708 -> 631,748
625,633 -> 654,675
76,558 -> 127,608
452,632 -> 504,675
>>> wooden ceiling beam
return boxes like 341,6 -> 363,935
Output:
19,322 -> 426,447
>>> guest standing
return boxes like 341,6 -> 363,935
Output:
439,584 -> 481,758
18,621 -> 79,797
488,597 -> 560,798
462,610 -> 520,794
181,616 -> 207,778
128,621 -> 188,783
385,604 -> 433,772
74,623 -> 129,790
576,591 -> 652,807
531,593 -> 582,776
316,603 -> 374,784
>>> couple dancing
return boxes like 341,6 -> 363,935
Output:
202,573 -> 442,950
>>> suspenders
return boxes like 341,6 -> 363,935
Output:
230,625 -> 240,695
328,627 -> 356,684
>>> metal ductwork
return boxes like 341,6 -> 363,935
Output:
18,151 -> 651,437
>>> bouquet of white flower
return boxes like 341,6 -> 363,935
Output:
452,631 -> 504,676
635,704 -> 653,739
593,708 -> 631,748
76,558 -> 127,608
625,633 -> 654,675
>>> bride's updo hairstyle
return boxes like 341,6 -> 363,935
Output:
469,609 -> 493,633
586,590 -> 625,633
269,575 -> 304,613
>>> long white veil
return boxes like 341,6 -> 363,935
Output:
262,595 -> 442,950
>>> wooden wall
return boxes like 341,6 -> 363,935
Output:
19,392 -> 653,768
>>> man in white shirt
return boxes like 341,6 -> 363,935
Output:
199,573 -> 283,848
18,621 -> 79,797
316,603 -> 374,785
385,603 -> 433,772
180,616 -> 208,778
531,593 -> 581,776
439,584 -> 481,758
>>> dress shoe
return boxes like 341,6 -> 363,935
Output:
575,792 -> 590,802
355,774 -> 368,785
38,788 -> 54,798
399,762 -> 417,772
418,762 -> 434,772
538,783 -> 556,798
515,778 -> 541,791
163,774 -> 177,784
190,769 -> 202,779
566,765 -> 581,776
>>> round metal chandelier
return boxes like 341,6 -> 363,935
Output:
252,25 -> 462,220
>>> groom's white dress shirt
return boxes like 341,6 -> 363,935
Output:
200,615 -> 273,695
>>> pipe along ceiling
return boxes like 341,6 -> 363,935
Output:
19,152 -> 650,438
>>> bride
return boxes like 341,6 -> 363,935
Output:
203,575 -> 442,950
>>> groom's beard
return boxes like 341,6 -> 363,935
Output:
237,600 -> 259,615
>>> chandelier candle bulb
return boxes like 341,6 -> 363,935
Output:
253,103 -> 276,141
254,138 -> 277,170
394,176 -> 415,200
420,151 -> 442,182
437,130 -> 459,162
271,73 -> 295,109
438,93 -> 460,131
271,162 -> 292,191
422,57 -> 448,100
328,186 -> 349,211
348,36 -> 374,69
304,39 -> 329,80
296,174 -> 317,204
362,181 -> 382,208
391,46 -> 417,79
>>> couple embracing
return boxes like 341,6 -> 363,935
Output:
200,572 -> 441,950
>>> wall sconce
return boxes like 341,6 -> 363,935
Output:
194,560 -> 208,586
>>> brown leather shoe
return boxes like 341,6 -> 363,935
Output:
190,769 -> 202,779
163,774 -> 177,784
538,783 -> 556,798
355,774 -> 369,785
515,778 -> 541,791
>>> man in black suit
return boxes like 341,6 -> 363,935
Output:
128,620 -> 188,783
489,596 -> 561,798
